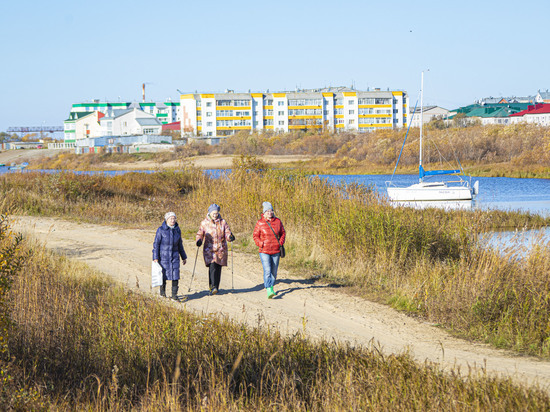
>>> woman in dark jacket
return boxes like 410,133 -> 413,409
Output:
153,212 -> 187,301
252,202 -> 285,299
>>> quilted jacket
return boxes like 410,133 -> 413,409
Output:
253,216 -> 285,255
196,215 -> 232,266
152,221 -> 187,280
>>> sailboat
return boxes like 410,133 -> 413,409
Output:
386,71 -> 478,202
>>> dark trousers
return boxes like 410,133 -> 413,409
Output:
208,262 -> 222,290
160,279 -> 179,298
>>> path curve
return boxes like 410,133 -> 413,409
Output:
12,216 -> 550,392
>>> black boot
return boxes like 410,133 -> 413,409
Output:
160,280 -> 166,298
171,280 -> 179,301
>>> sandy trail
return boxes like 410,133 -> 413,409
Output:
12,215 -> 550,392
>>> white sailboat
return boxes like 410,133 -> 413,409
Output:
387,71 -> 478,202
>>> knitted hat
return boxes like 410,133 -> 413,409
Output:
208,203 -> 220,214
262,201 -> 273,213
164,211 -> 176,221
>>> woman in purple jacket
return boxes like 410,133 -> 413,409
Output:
153,212 -> 187,301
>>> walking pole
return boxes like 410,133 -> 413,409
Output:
231,242 -> 234,289
188,246 -> 200,292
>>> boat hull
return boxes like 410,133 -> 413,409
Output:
387,183 -> 473,201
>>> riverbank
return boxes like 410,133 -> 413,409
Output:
2,164 -> 550,408
6,148 -> 547,178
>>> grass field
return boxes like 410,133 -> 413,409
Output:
1,220 -> 549,409
1,159 -> 549,409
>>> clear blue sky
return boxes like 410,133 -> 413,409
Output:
1,0 -> 548,132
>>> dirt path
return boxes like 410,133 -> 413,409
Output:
12,216 -> 550,392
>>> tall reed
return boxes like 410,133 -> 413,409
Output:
1,165 -> 549,356
5,236 -> 549,410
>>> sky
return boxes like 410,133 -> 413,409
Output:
1,0 -> 548,132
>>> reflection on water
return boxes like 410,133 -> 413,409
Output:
480,227 -> 550,259
392,200 -> 475,211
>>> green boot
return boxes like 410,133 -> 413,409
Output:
267,286 -> 276,299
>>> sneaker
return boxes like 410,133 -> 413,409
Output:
211,287 -> 218,295
170,296 -> 180,302
267,287 -> 276,299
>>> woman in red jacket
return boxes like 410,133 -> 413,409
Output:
253,201 -> 285,299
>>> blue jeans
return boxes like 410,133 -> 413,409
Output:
259,253 -> 280,288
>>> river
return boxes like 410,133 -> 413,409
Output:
317,174 -> 550,217
317,174 -> 550,253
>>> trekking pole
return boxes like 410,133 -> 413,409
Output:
231,241 -> 234,289
188,246 -> 200,292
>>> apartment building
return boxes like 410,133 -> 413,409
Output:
179,87 -> 408,137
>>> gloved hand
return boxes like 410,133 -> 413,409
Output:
196,239 -> 202,247
229,233 -> 235,242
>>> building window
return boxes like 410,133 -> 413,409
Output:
288,99 -> 322,106
206,112 -> 212,117
349,119 -> 355,125
348,100 -> 354,105
206,102 -> 212,107
207,122 -> 213,126
278,120 -> 284,125
349,110 -> 355,115
278,111 -> 284,116
278,101 -> 285,106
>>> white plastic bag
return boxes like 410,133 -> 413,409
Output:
151,261 -> 163,288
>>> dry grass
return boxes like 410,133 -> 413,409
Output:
1,163 -> 549,359
2,230 -> 549,410
26,124 -> 550,178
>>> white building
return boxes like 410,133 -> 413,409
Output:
99,108 -> 163,137
535,90 -> 550,104
64,108 -> 163,141
65,100 -> 179,142
180,87 -> 409,138
509,103 -> 550,126
64,111 -> 104,142
409,106 -> 450,128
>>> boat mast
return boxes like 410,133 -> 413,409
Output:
419,71 -> 424,182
